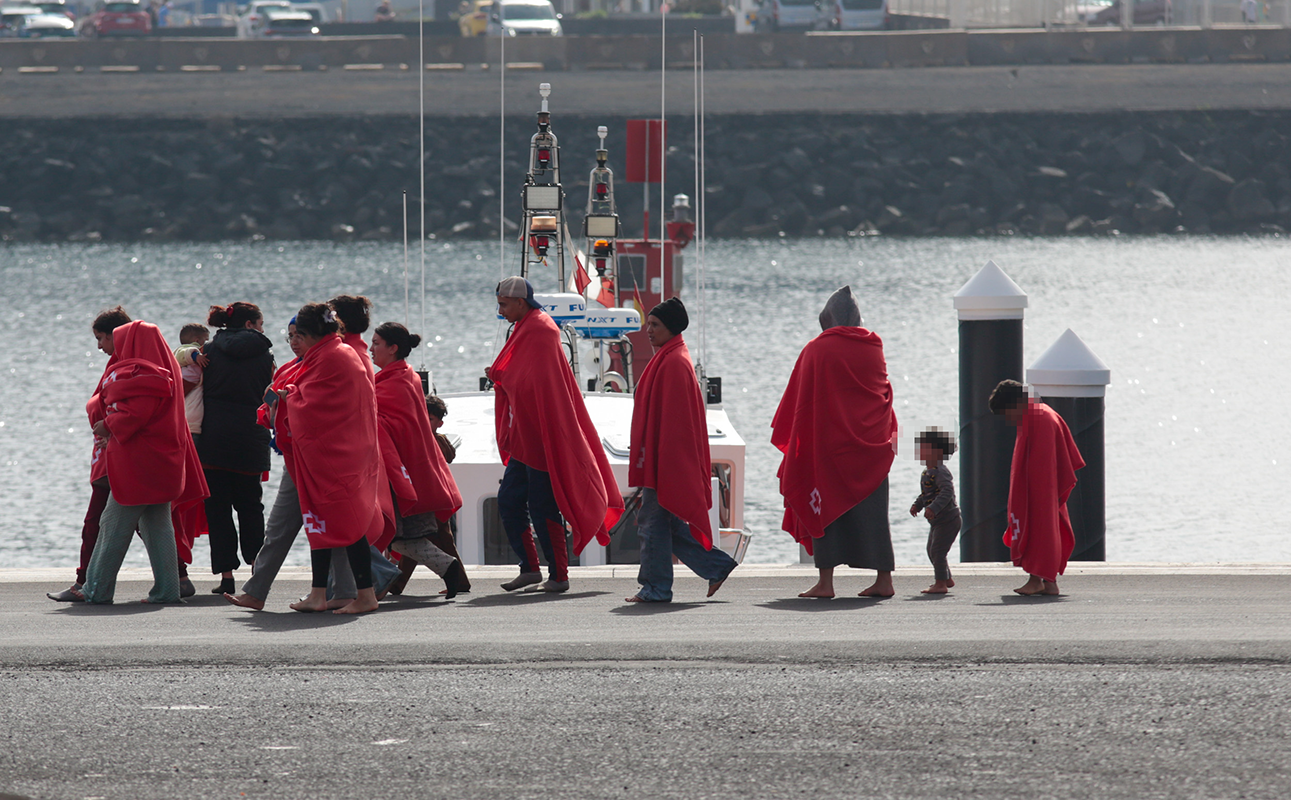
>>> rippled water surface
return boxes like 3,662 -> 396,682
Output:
2,236 -> 1288,573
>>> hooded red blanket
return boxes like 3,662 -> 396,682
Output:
491,309 -> 623,554
256,357 -> 306,454
93,321 -> 209,509
629,334 -> 713,549
343,333 -> 375,382
771,327 -> 897,555
284,334 -> 384,550
1003,401 -> 1085,582
375,358 -> 462,521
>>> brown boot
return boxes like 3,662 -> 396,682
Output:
387,556 -> 417,596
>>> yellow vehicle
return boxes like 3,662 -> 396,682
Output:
457,0 -> 490,36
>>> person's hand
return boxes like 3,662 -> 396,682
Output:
909,504 -> 919,517
924,509 -> 934,521
91,420 -> 110,442
194,352 -> 210,368
276,388 -> 288,401
484,367 -> 492,380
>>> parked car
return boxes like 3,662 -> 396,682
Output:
235,0 -> 290,37
293,1 -> 324,23
458,0 -> 490,36
817,0 -> 887,29
0,5 -> 39,36
1088,0 -> 1171,25
31,0 -> 73,18
80,0 -> 151,36
486,0 -> 561,37
192,12 -> 236,25
260,7 -> 317,35
21,9 -> 76,34
754,0 -> 820,31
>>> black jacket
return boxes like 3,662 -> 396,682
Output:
197,328 -> 275,473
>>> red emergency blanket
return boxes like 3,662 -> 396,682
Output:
284,334 -> 384,550
771,327 -> 897,555
375,358 -> 460,521
629,335 -> 713,549
490,309 -> 623,554
1003,401 -> 1085,582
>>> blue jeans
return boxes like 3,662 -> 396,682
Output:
498,458 -> 567,581
635,488 -> 736,602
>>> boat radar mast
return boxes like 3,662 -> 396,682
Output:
519,83 -> 566,288
583,125 -> 623,307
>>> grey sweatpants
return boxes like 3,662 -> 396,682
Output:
926,509 -> 962,583
241,470 -> 350,601
82,494 -> 180,605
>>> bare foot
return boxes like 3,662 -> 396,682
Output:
333,592 -> 379,615
1042,580 -> 1060,596
707,579 -> 727,598
946,578 -> 955,588
798,581 -> 834,599
625,595 -> 647,602
290,596 -> 329,613
921,582 -> 950,594
223,592 -> 265,610
325,598 -> 352,610
1014,576 -> 1046,596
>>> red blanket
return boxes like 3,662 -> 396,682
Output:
771,327 -> 897,555
256,358 -> 306,459
629,335 -> 712,548
375,359 -> 462,520
491,309 -> 624,554
87,351 -> 119,486
284,334 -> 384,550
93,321 -> 208,510
343,332 -> 375,382
1003,401 -> 1085,582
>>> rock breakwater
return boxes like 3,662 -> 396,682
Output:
1,110 -> 1288,242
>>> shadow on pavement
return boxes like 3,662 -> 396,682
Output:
981,595 -> 1069,606
903,593 -> 954,602
609,601 -> 705,615
224,608 -> 364,631
756,597 -> 886,612
462,591 -> 610,607
55,601 -> 171,615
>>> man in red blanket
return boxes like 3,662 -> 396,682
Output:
990,380 -> 1086,596
625,298 -> 737,603
488,276 -> 623,593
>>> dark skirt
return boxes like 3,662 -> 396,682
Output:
812,478 -> 895,572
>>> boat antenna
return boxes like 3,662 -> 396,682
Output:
418,0 -> 427,370
659,2 -> 666,250
402,190 -> 410,326
699,34 -> 707,368
500,31 -> 506,281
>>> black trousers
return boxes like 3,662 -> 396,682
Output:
311,538 -> 372,591
204,468 -> 265,574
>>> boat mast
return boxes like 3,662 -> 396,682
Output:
519,83 -> 565,288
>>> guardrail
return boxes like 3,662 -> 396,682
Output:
0,28 -> 1287,73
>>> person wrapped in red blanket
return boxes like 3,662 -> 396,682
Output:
370,321 -> 468,598
281,302 -> 384,615
81,320 -> 210,605
771,286 -> 898,599
488,276 -> 623,593
989,380 -> 1085,596
625,297 -> 737,603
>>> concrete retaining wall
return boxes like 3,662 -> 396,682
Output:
0,28 -> 1287,72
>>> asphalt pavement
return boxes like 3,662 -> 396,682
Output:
2,63 -> 1291,118
2,566 -> 1288,799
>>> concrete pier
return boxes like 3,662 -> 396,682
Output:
1,565 -> 1288,799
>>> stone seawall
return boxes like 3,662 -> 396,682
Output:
2,110 -> 1288,243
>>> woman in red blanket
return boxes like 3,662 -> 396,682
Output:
489,276 -> 623,593
282,303 -> 384,615
81,320 -> 209,604
772,286 -> 898,599
989,380 -> 1086,596
370,321 -> 468,597
625,298 -> 737,603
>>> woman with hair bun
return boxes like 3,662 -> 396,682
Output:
199,301 -> 275,596
328,295 -> 375,378
282,302 -> 384,614
370,322 -> 468,597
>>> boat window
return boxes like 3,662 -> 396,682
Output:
617,254 -> 646,295
841,0 -> 884,8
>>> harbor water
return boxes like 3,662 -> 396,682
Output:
1,235 -> 1287,572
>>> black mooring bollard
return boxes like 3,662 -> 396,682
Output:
1027,328 -> 1111,562
954,260 -> 1027,562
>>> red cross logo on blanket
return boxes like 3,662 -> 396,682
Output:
809,488 -> 822,515
303,512 -> 327,536
400,467 -> 411,483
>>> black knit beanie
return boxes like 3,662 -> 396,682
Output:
648,297 -> 689,335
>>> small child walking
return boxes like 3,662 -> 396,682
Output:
910,427 -> 961,595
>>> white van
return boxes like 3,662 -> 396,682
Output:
818,0 -> 888,29
486,0 -> 562,37
754,0 -> 820,31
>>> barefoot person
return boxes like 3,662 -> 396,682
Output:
281,303 -> 384,615
910,428 -> 960,595
489,276 -> 623,593
80,321 -> 209,604
370,322 -> 468,598
772,286 -> 898,599
625,298 -> 737,603
989,380 -> 1086,596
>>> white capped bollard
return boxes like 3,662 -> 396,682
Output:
1027,328 -> 1111,561
954,260 -> 1027,562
